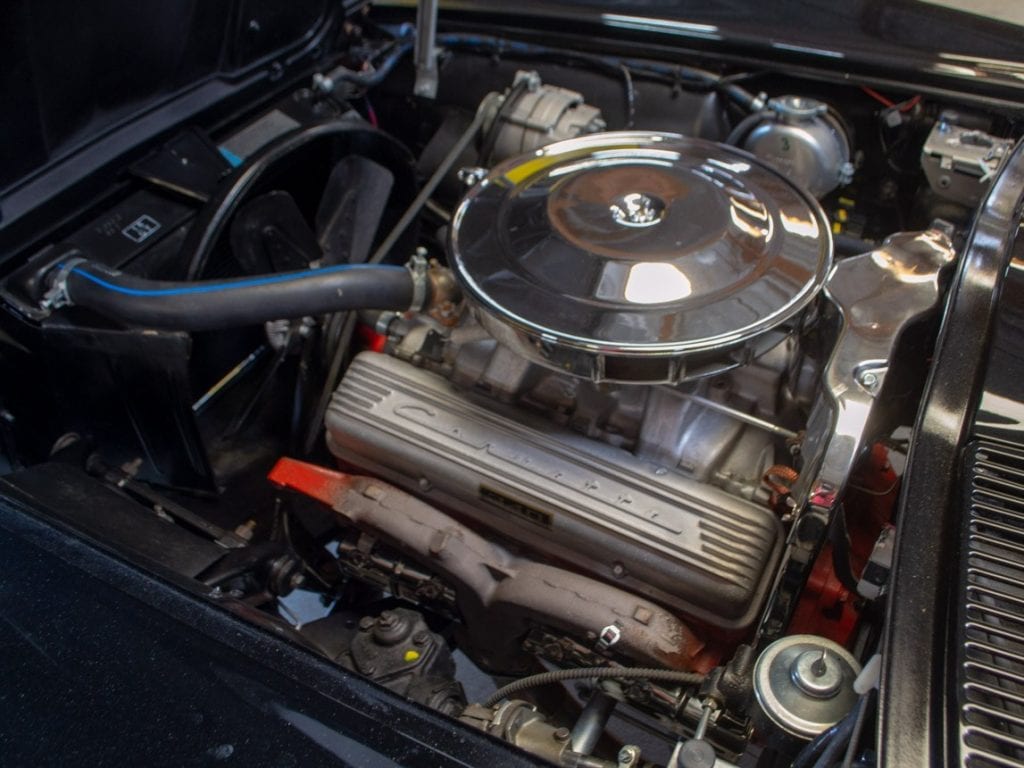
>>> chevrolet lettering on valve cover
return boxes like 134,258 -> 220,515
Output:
2,1 -> 1024,766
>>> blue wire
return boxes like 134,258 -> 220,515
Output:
66,263 -> 404,298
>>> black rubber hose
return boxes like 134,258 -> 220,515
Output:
324,42 -> 414,89
811,696 -> 864,768
725,109 -> 771,146
434,34 -> 761,110
483,667 -> 705,708
722,82 -> 762,112
58,261 -> 415,331
841,692 -> 873,768
790,696 -> 864,768
834,234 -> 875,258
791,721 -> 843,768
829,504 -> 862,594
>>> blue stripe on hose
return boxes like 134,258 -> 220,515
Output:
66,263 -> 405,298
218,147 -> 244,168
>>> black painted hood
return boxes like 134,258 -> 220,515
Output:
0,0 -> 361,243
459,0 -> 1024,63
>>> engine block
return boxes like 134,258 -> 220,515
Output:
326,351 -> 783,630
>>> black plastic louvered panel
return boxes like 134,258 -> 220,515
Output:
960,440 -> 1024,767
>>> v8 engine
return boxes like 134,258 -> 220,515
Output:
0,10 -> 1006,767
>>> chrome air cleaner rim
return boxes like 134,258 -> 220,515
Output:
449,131 -> 832,383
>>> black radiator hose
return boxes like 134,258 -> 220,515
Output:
48,260 -> 418,331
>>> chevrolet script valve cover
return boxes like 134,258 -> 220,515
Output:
449,132 -> 833,383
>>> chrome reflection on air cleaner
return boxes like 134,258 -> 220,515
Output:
449,131 -> 833,384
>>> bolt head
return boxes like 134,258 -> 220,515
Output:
618,745 -> 640,764
598,624 -> 622,648
553,727 -> 570,742
457,167 -> 488,187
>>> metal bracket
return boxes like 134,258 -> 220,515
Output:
758,225 -> 957,641
798,225 -> 956,514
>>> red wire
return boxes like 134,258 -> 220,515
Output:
860,86 -> 925,115
861,86 -> 896,108
862,86 -> 921,113
899,94 -> 922,113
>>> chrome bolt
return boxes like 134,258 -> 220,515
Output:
617,745 -> 641,766
857,368 -> 885,393
457,167 -> 488,187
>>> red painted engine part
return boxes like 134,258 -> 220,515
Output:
355,323 -> 388,353
787,444 -> 898,645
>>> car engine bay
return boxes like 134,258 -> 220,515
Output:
1,3 -> 1021,766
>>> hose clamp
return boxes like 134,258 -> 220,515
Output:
406,249 -> 430,312
375,311 -> 401,336
39,257 -> 87,312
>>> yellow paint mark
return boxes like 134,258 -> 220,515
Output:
502,156 -> 560,185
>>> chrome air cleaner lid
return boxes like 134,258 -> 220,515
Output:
449,132 -> 832,383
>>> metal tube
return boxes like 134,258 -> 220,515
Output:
369,101 -> 491,264
693,702 -> 714,741
192,346 -> 267,413
570,690 -> 617,755
679,392 -> 799,441
413,0 -> 439,99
